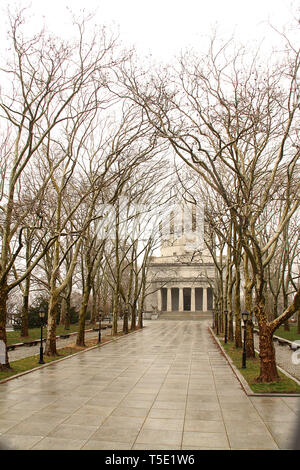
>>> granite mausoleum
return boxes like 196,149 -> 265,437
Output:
144,202 -> 215,319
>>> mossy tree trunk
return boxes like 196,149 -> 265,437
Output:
255,320 -> 280,383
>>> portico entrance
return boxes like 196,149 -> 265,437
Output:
183,288 -> 191,311
159,286 -> 213,312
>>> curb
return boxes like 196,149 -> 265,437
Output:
209,326 -> 300,398
0,327 -> 144,386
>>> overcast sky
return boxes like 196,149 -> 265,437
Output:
1,0 -> 298,60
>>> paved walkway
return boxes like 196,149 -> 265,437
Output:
0,320 -> 299,450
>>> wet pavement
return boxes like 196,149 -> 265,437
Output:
0,320 -> 299,450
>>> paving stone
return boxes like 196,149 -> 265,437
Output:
31,436 -> 85,450
1,320 -> 298,450
0,419 -> 20,433
182,431 -> 229,449
4,420 -> 58,437
135,428 -> 182,446
0,434 -> 43,450
228,431 -> 278,450
91,426 -> 139,444
184,419 -> 226,433
101,415 -> 145,429
142,418 -> 184,431
111,407 -> 150,418
81,440 -> 130,450
48,423 -> 98,440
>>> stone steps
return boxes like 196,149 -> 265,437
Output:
158,311 -> 212,321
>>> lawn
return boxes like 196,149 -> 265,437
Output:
6,323 -> 95,346
221,339 -> 300,394
273,324 -> 300,342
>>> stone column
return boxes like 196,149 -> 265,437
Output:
191,287 -> 195,312
203,287 -> 208,312
167,288 -> 172,312
179,287 -> 184,311
157,289 -> 162,312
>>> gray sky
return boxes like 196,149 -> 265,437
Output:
1,0 -> 298,59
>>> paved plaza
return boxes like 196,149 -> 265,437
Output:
0,320 -> 299,450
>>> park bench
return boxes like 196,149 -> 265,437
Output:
255,328 -> 299,350
24,339 -> 40,347
289,341 -> 300,351
59,334 -> 70,339
276,337 -> 289,346
7,341 -> 29,349
273,336 -> 300,350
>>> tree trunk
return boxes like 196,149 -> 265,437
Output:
283,288 -> 290,331
76,283 -> 91,347
246,320 -> 255,358
90,283 -> 97,326
123,308 -> 129,334
219,310 -> 224,334
0,284 -> 11,370
45,294 -> 59,356
227,277 -> 234,341
244,276 -> 255,357
138,310 -> 143,329
20,294 -> 29,338
138,280 -> 146,329
297,311 -> 300,334
113,291 -> 119,336
255,323 -> 280,383
130,304 -> 137,331
234,268 -> 242,348
273,297 -> 278,320
228,310 -> 234,341
60,298 -> 67,326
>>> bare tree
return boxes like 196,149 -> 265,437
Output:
121,32 -> 300,382
0,9 -> 123,367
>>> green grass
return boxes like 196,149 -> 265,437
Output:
6,323 -> 93,346
220,339 -> 300,394
273,324 -> 300,342
0,346 -> 84,382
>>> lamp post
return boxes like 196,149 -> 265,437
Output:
212,309 -> 216,330
224,310 -> 228,344
98,309 -> 103,344
242,310 -> 249,369
38,308 -> 46,364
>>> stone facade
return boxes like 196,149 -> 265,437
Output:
144,202 -> 215,318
